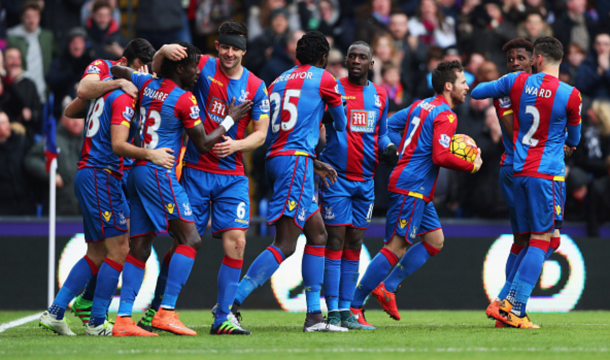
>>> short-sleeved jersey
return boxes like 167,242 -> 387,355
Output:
81,59 -> 119,80
78,78 -> 136,178
320,77 -> 391,181
387,95 -> 473,202
131,72 -> 202,170
183,55 -> 270,176
266,64 -> 343,159
493,96 -> 514,166
472,72 -> 582,179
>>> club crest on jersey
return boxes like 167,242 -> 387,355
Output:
350,109 -> 376,133
117,211 -> 126,225
183,203 -> 193,216
122,106 -> 134,121
298,207 -> 307,222
238,90 -> 250,103
103,211 -> 111,222
410,226 -> 418,239
323,206 -> 335,220
189,105 -> 200,120
86,65 -> 101,74
439,134 -> 451,148
374,94 -> 382,107
209,97 -> 227,123
166,203 -> 175,214
498,96 -> 511,108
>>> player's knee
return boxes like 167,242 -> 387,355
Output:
326,233 -> 342,251
308,228 -> 327,247
276,243 -> 296,258
185,235 -> 202,251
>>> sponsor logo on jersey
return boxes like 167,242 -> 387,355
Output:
208,76 -> 224,87
86,65 -> 101,74
400,219 -> 408,229
350,109 -> 376,133
103,211 -> 112,222
209,97 -> 227,122
289,200 -> 297,211
498,96 -> 511,108
447,114 -> 456,123
189,105 -> 200,120
260,99 -> 270,113
439,134 -> 451,148
556,205 -> 561,215
123,106 -> 134,121
183,203 -> 193,216
323,206 -> 335,220
166,203 -> 175,214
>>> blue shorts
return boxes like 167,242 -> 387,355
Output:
266,155 -> 315,229
514,176 -> 565,234
320,176 -> 374,229
181,167 -> 250,238
498,165 -> 518,234
122,168 -> 130,200
384,192 -> 442,245
127,165 -> 195,238
74,168 -> 129,242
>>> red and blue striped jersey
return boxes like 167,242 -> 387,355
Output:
81,59 -> 119,80
471,72 -> 582,180
387,95 -> 474,202
493,96 -> 514,166
319,77 -> 391,181
131,72 -> 202,170
266,64 -> 345,159
78,79 -> 136,178
184,55 -> 270,176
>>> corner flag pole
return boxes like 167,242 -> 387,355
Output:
48,157 -> 57,307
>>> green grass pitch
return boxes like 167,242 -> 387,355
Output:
1,310 -> 609,360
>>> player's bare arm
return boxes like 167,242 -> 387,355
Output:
499,113 -> 514,141
110,65 -> 137,82
64,98 -> 89,118
152,44 -> 188,75
78,75 -> 138,100
314,159 -> 337,187
110,124 -> 175,169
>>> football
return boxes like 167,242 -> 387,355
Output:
450,134 -> 479,163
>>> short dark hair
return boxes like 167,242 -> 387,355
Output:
502,38 -> 534,54
348,40 -> 373,59
123,38 -> 155,67
432,60 -> 464,94
381,62 -> 400,76
21,1 -> 41,14
218,20 -> 249,38
159,41 -> 200,79
296,31 -> 330,66
533,36 -> 563,63
92,0 -> 112,13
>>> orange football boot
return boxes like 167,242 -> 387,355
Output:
371,283 -> 401,320
112,316 -> 158,337
495,320 -> 508,328
151,308 -> 196,336
486,299 -> 505,322
349,307 -> 376,329
503,312 -> 540,329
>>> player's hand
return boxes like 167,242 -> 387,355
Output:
119,79 -> 138,98
138,64 -> 149,74
380,143 -> 399,168
472,148 -> 483,173
213,135 -> 240,158
563,145 -> 576,158
149,147 -> 175,169
162,44 -> 188,61
314,160 -> 337,187
56,174 -> 64,188
226,97 -> 252,120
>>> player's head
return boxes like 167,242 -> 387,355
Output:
346,41 -> 374,80
159,41 -> 201,90
296,31 -> 330,68
532,36 -> 563,72
502,38 -> 533,74
432,60 -> 468,105
121,38 -> 155,70
216,20 -> 248,70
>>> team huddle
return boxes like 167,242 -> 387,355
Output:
37,19 -> 580,336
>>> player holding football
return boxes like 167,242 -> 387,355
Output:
349,60 -> 483,327
229,31 -> 348,332
146,21 -> 269,335
318,41 -> 398,330
109,41 -> 251,336
471,37 -> 581,328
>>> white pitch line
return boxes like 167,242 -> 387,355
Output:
0,312 -> 43,333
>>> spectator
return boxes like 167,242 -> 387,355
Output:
502,0 -> 527,24
559,42 -> 586,85
575,32 -> 610,99
299,0 -> 353,52
552,0 -> 597,53
443,46 -> 475,85
136,0 -> 185,50
86,0 -> 127,60
524,0 -> 554,22
465,52 -> 486,79
355,0 -> 395,44
0,110 -> 35,215
407,0 -> 456,49
247,0 -> 301,40
371,32 -> 398,84
475,60 -> 500,84
191,0 -> 236,52
517,10 -> 553,42
259,29 -> 306,87
41,0 -> 87,50
324,48 -> 347,79
24,113 -> 84,216
437,0 -> 459,19
0,46 -> 42,137
388,10 -> 427,96
380,62 -> 407,113
47,27 -> 94,118
248,8 -> 290,75
413,45 -> 443,99
7,1 -> 54,103
81,0 -> 120,29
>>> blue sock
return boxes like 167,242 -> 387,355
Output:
81,275 -> 97,301
338,249 -> 360,310
351,248 -> 398,308
49,256 -> 97,320
235,245 -> 285,305
384,242 -> 439,293
303,245 -> 325,313
161,245 -> 196,309
117,255 -> 145,317
151,251 -> 171,310
90,259 -> 122,327
510,241 -> 549,316
213,256 -> 243,327
498,246 -> 528,300
505,244 -> 525,280
323,249 -> 342,312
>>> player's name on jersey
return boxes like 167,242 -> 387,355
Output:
143,87 -> 169,101
525,85 -> 553,98
272,71 -> 314,85
420,101 -> 436,111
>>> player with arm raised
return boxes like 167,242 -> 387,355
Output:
229,31 -> 348,332
349,61 -> 482,327
471,37 -> 581,328
319,40 -> 398,330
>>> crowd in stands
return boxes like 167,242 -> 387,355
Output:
0,0 -> 608,236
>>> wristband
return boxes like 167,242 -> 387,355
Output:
220,116 -> 235,132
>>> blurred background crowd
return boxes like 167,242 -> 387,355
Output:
0,0 -> 608,236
